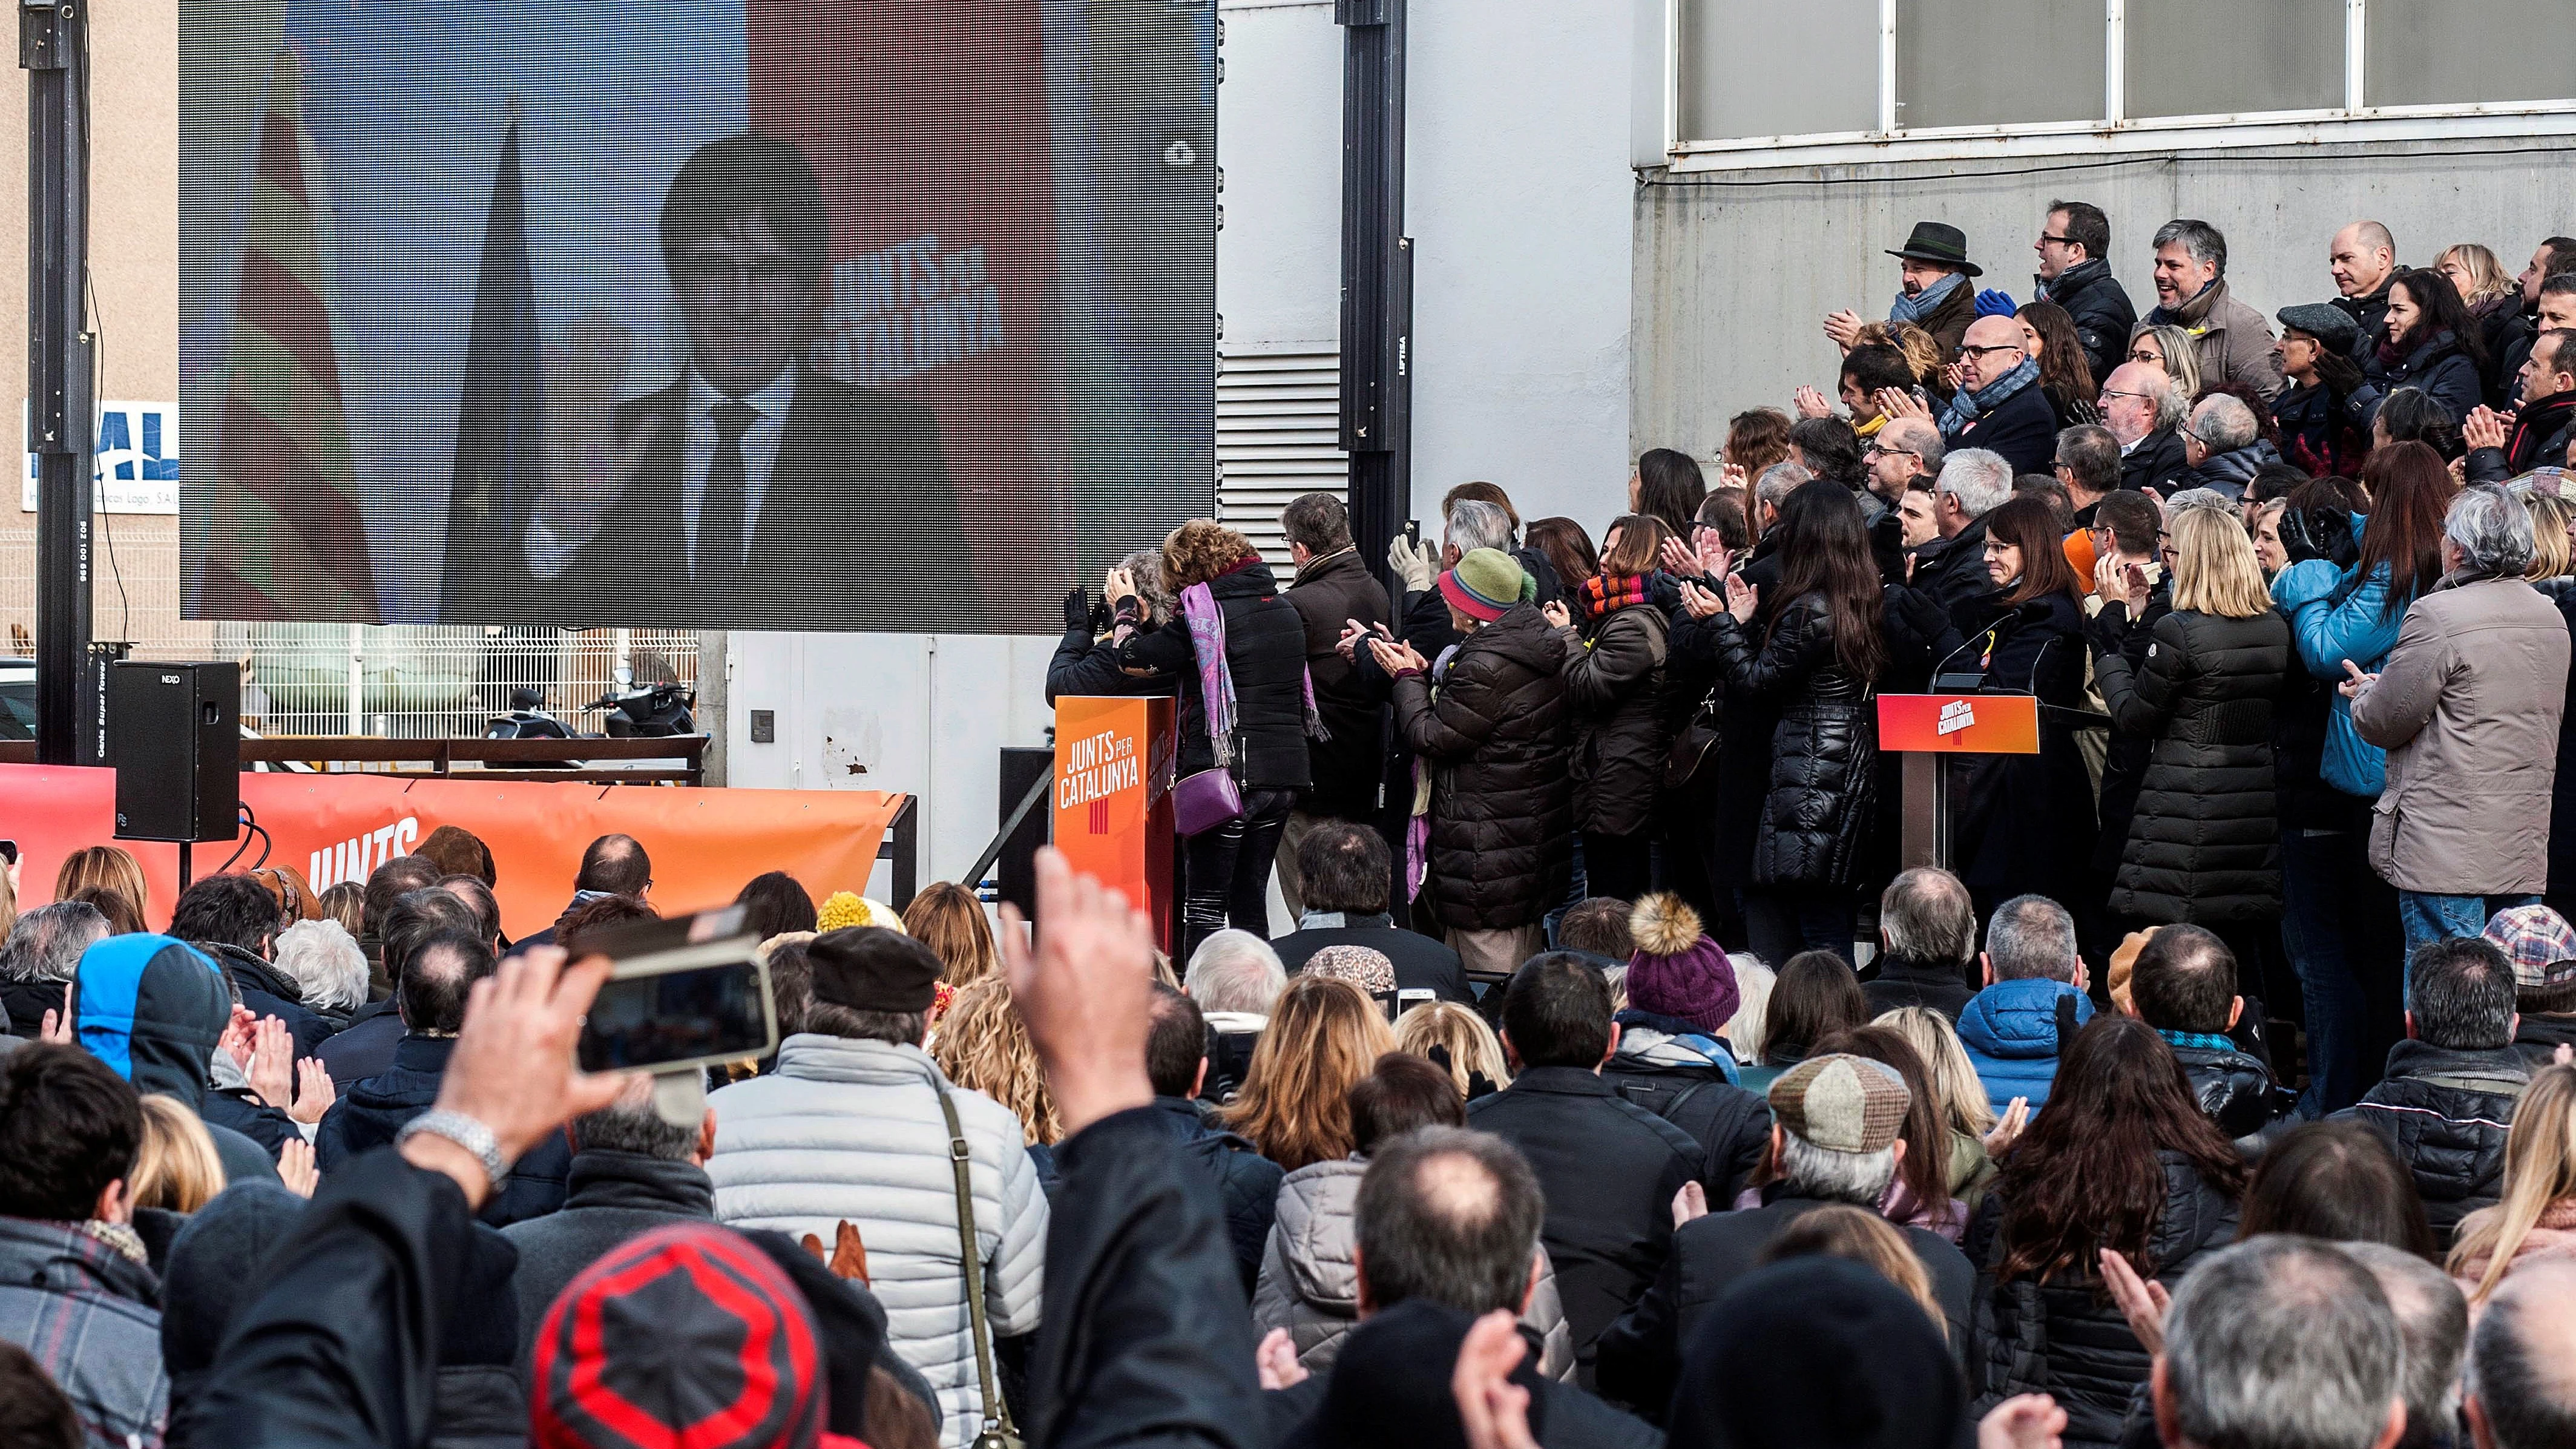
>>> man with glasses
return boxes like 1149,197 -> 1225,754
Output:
524,133 -> 964,626
1930,315 -> 2057,475
2175,393 -> 2278,501
2031,200 -> 2134,386
2099,361 -> 2191,494
1867,418 -> 1944,583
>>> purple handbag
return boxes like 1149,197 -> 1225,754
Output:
1173,765 -> 1245,838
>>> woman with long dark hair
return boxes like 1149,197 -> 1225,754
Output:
1117,520 -> 1318,955
1950,493 -> 2098,917
2270,442 -> 2455,1109
1971,1015 -> 2247,1445
1631,448 -> 1708,543
2016,301 -> 2100,430
2379,266 -> 2488,425
1542,514 -> 1672,901
1524,516 -> 1599,597
1741,948 -> 1869,1092
1678,483 -> 1885,964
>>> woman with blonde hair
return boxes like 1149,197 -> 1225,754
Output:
2525,490 -> 2575,582
930,975 -> 1064,1184
1394,999 -> 1513,1099
2088,502 -> 2290,940
1877,1006 -> 2003,1212
901,882 -> 1000,990
131,1094 -> 228,1213
56,845 -> 147,926
2437,242 -> 2532,407
2448,1062 -> 2576,1303
1218,975 -> 1395,1171
2126,321 -> 2205,401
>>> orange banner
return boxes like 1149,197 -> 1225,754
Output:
1876,694 -> 2042,755
1051,695 -> 1175,951
1,764 -> 906,940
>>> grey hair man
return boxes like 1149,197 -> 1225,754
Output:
2336,1241 -> 2468,1449
1184,929 -> 1287,1019
0,902 -> 108,1042
2465,1258 -> 2576,1449
501,1073 -> 722,1361
1444,499 -> 1514,567
1959,895 -> 2094,1116
1751,460 -> 1810,538
1591,1053 -> 1977,1413
2149,218 -> 2285,399
1867,867 -> 1977,1020
2152,1236 -> 2405,1449
2102,364 -> 2189,494
2178,393 -> 2269,500
1933,447 -> 2011,539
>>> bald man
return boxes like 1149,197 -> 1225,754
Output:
2330,220 -> 2399,375
1937,314 -> 2059,474
2465,1259 -> 2576,1449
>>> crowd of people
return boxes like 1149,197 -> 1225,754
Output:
7,203 -> 2576,1449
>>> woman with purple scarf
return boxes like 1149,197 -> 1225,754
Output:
1115,520 -> 1322,956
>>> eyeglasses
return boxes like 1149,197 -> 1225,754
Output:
2099,387 -> 2154,404
2126,348 -> 2164,363
1954,343 -> 2024,360
2037,234 -> 2080,248
1865,442 -> 1920,459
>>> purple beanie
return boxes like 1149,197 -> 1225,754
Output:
1624,893 -> 1740,1036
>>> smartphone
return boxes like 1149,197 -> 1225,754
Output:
1402,519 -> 1421,548
1396,987 -> 1436,1016
574,905 -> 778,1074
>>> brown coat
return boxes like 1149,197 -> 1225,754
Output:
2150,279 -> 2287,401
2351,574 -> 2571,894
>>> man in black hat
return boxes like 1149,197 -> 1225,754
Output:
1827,221 -> 1983,360
703,925 -> 1050,1444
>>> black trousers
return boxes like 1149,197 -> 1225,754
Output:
1183,787 -> 1297,959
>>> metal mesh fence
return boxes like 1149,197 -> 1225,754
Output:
1,525 -> 697,738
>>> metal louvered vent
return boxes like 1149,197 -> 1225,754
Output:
1217,346 -> 1347,567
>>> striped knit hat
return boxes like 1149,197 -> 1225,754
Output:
1435,547 -> 1532,622
532,1223 -> 833,1449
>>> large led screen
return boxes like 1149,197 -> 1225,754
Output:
180,0 -> 1217,633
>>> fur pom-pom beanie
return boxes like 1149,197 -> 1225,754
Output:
1625,893 -> 1740,1037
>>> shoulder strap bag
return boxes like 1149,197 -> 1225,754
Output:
935,1077 -> 1026,1449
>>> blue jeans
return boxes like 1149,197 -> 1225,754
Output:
2397,890 -> 2539,1000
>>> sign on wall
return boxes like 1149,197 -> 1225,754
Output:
20,401 -> 182,514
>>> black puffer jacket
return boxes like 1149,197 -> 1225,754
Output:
1703,592 -> 1878,888
2346,1040 -> 2532,1247
2089,606 -> 2290,924
1284,548 -> 1392,819
2542,579 -> 2576,902
1559,596 -> 1671,838
2090,582 -> 2170,884
1150,1096 -> 1284,1296
2380,329 -> 2484,425
1120,560 -> 1314,790
2173,440 -> 2281,501
1392,604 -> 1573,932
2169,1042 -> 2286,1156
1970,1150 -> 2241,1447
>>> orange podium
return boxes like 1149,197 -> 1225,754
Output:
1876,694 -> 2040,869
1052,696 -> 1178,950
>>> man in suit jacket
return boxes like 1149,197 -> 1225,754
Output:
524,133 -> 970,629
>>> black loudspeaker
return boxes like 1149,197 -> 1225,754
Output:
995,746 -> 1054,919
110,662 -> 241,844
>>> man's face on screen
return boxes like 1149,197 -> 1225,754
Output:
669,217 -> 820,396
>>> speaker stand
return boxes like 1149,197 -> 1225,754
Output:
178,841 -> 192,892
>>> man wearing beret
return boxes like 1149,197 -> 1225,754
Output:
706,927 -> 1048,1449
1591,1054 -> 1974,1414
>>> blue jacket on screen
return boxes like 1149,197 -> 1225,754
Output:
1956,977 -> 2095,1117
2272,523 -> 2407,800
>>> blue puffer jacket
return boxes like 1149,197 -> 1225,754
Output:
1956,979 -> 2095,1117
2271,519 -> 2410,800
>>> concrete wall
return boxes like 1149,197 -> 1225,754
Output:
1633,138 -> 2576,461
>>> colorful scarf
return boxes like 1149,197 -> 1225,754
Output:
2157,1028 -> 2238,1053
1581,571 -> 1652,620
1888,269 -> 1966,327
1181,580 -> 1328,772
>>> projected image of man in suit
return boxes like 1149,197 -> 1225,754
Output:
524,133 -> 970,628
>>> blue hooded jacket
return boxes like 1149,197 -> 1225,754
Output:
2271,513 -> 2410,800
1955,977 -> 2095,1116
72,934 -> 281,1187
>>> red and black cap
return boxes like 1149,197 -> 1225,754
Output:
533,1223 -> 833,1449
